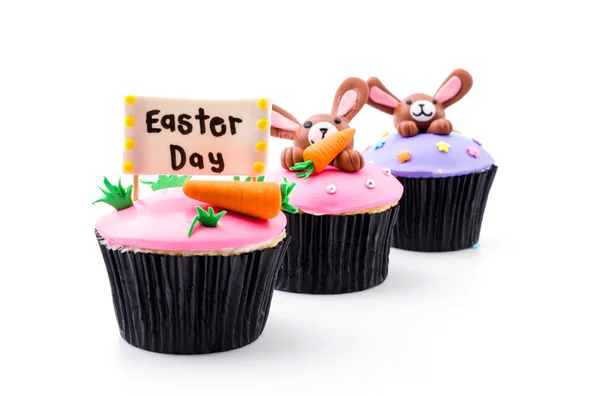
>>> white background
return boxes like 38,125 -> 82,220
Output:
1,0 -> 599,396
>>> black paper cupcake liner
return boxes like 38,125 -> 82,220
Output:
96,231 -> 290,354
277,205 -> 400,294
392,165 -> 498,252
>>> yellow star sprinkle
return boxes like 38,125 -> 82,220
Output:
436,141 -> 450,152
381,131 -> 390,137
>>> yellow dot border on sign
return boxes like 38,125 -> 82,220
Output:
124,138 -> 136,150
125,116 -> 136,127
125,95 -> 136,105
257,118 -> 268,130
123,161 -> 134,173
253,162 -> 265,173
255,141 -> 267,151
257,98 -> 268,110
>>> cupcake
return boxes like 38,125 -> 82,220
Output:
267,77 -> 404,293
94,95 -> 294,354
363,69 -> 497,252
94,179 -> 292,354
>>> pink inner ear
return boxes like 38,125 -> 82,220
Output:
434,76 -> 462,104
337,90 -> 358,116
271,111 -> 299,131
369,87 -> 399,109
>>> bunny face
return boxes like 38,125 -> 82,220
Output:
302,113 -> 351,145
270,77 -> 369,150
366,69 -> 473,137
392,93 -> 446,132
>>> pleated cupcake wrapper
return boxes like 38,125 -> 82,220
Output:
277,205 -> 400,294
392,165 -> 498,252
96,231 -> 290,355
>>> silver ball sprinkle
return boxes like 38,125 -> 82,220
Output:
326,184 -> 336,194
382,167 -> 391,175
365,179 -> 376,189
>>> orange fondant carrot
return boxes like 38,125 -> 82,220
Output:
290,128 -> 356,178
182,180 -> 283,220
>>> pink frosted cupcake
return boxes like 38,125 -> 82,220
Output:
267,162 -> 404,294
95,183 -> 291,354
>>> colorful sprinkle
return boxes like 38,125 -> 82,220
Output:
466,146 -> 480,158
397,151 -> 411,163
363,146 -> 372,152
472,137 -> 482,146
326,184 -> 336,194
381,131 -> 390,138
382,167 -> 392,175
375,141 -> 386,149
365,179 -> 376,189
367,160 -> 375,164
436,141 -> 450,152
471,242 -> 480,249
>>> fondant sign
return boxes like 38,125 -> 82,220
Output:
122,96 -> 271,176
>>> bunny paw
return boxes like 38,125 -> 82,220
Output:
397,121 -> 419,137
281,146 -> 305,170
333,149 -> 365,172
427,119 -> 453,135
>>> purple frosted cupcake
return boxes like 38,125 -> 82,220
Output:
363,69 -> 497,252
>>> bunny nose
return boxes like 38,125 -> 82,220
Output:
419,103 -> 425,108
320,128 -> 328,133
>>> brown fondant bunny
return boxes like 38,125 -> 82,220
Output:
366,69 -> 473,137
270,77 -> 369,172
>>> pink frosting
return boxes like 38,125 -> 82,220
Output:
95,188 -> 287,251
266,162 -> 403,215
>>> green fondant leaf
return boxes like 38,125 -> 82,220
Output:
233,176 -> 241,181
257,176 -> 265,182
289,160 -> 315,179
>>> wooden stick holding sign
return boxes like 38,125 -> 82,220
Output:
122,95 -> 271,199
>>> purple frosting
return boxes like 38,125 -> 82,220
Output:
362,132 -> 494,178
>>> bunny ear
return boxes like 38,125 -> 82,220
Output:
366,77 -> 400,115
271,106 -> 300,140
270,104 -> 300,140
331,77 -> 369,121
433,69 -> 473,108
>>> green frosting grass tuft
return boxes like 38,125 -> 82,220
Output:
280,178 -> 298,214
93,177 -> 133,211
187,206 -> 227,237
141,175 -> 191,191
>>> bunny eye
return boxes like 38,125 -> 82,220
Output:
406,100 -> 413,105
303,121 -> 313,128
433,99 -> 438,105
334,117 -> 342,124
